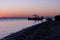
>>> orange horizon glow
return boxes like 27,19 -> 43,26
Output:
0,0 -> 60,17
0,8 -> 60,17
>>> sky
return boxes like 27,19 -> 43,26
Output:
0,0 -> 60,17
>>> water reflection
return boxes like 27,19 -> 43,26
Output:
32,20 -> 42,24
0,19 -> 41,39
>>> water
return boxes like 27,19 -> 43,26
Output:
0,19 -> 42,39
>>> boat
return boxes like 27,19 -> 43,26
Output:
28,14 -> 44,20
28,17 -> 43,20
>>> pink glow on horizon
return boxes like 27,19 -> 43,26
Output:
0,0 -> 60,17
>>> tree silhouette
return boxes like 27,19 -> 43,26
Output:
55,15 -> 60,21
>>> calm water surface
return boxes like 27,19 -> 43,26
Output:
0,19 -> 43,39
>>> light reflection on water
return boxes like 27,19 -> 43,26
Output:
0,19 -> 42,39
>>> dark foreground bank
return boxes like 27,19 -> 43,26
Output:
1,20 -> 60,40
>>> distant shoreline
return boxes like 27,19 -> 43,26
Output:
0,18 -> 27,19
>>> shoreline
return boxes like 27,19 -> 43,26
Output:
1,21 -> 60,40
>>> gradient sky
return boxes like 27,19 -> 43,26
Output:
0,0 -> 60,17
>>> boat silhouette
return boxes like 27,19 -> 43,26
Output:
28,14 -> 44,20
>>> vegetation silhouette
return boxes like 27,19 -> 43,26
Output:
55,15 -> 60,21
1,15 -> 60,40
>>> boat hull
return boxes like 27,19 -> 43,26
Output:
28,18 -> 43,20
